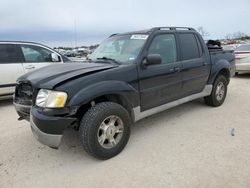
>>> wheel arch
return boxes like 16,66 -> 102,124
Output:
208,59 -> 231,84
217,68 -> 230,84
69,81 -> 139,120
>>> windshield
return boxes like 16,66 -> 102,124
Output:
89,34 -> 148,63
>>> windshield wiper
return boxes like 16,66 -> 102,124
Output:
96,57 -> 120,65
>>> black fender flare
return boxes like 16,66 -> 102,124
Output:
208,59 -> 231,84
68,80 -> 139,107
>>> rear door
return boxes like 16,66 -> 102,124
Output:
178,33 -> 210,97
20,44 -> 62,73
138,33 -> 182,111
0,44 -> 24,95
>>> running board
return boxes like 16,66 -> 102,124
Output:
132,85 -> 213,122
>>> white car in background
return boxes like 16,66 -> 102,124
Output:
222,44 -> 238,51
234,44 -> 250,74
0,41 -> 70,98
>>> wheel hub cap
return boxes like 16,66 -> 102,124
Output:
215,82 -> 225,101
97,115 -> 124,149
106,126 -> 116,138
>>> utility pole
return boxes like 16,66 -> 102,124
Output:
74,18 -> 77,48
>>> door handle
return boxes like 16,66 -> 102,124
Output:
169,68 -> 175,73
169,67 -> 181,73
24,65 -> 35,69
174,67 -> 181,72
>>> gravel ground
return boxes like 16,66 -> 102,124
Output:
0,75 -> 250,188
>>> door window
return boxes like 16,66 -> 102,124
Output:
21,44 -> 58,63
179,34 -> 200,60
148,34 -> 177,64
0,44 -> 20,63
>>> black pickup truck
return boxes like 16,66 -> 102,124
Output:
14,27 -> 235,159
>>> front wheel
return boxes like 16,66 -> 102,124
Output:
79,102 -> 131,160
204,75 -> 228,107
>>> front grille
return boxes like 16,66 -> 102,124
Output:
15,82 -> 33,105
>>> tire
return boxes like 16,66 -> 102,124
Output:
204,75 -> 228,107
79,102 -> 131,160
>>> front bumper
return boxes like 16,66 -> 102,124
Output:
30,106 -> 77,148
30,116 -> 63,148
14,102 -> 31,121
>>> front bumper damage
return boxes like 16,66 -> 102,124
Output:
13,82 -> 78,148
14,102 -> 78,148
29,107 -> 77,148
30,115 -> 63,148
14,102 -> 31,121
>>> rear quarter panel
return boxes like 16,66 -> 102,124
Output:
208,52 -> 231,84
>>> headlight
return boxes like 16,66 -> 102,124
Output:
36,89 -> 68,108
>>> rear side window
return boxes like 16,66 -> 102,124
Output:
196,36 -> 203,56
148,34 -> 177,64
179,34 -> 200,61
0,44 -> 20,63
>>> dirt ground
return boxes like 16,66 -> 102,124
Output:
0,75 -> 250,188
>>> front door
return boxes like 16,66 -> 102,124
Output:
138,33 -> 182,111
19,44 -> 62,73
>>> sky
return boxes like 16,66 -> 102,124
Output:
0,0 -> 249,47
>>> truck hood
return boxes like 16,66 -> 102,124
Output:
17,62 -> 117,89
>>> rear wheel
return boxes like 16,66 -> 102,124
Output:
204,75 -> 228,107
79,102 -> 131,160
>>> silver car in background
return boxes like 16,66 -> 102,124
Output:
235,44 -> 250,74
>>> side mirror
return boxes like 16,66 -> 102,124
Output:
143,54 -> 162,66
51,53 -> 60,62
